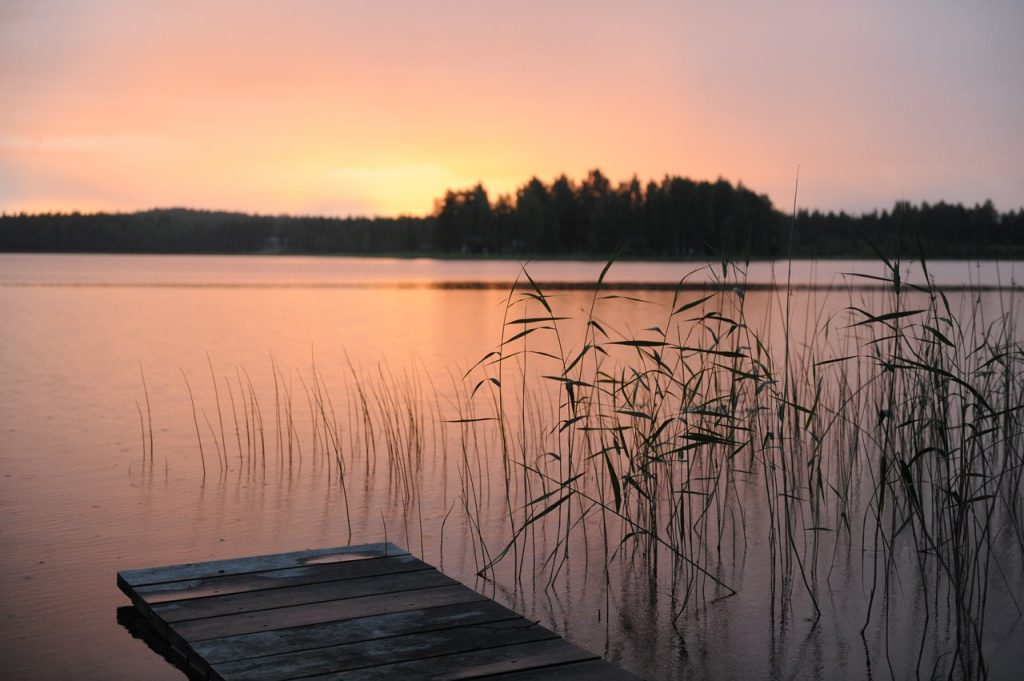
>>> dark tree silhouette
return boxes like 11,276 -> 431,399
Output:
2,172 -> 1020,258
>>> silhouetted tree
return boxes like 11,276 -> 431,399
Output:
3,175 -> 1020,258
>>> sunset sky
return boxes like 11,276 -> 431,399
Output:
1,1 -> 1021,217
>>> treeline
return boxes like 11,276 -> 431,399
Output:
435,171 -> 781,257
793,200 -> 1024,259
2,170 -> 1022,258
0,208 -> 428,255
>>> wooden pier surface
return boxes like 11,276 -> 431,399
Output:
118,542 -> 641,680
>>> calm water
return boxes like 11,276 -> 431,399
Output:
1,253 -> 1022,680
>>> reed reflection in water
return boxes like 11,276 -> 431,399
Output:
1,254 -> 1022,680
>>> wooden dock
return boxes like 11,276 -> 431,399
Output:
118,542 -> 642,680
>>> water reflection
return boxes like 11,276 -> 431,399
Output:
117,607 -> 201,680
2,254 -> 1023,679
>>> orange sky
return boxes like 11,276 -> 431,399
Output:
1,1 -> 1022,217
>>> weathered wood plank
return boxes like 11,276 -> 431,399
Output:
171,583 -> 487,641
474,659 -> 644,680
119,542 -> 407,586
304,638 -> 598,681
191,600 -> 524,664
134,553 -> 430,604
213,619 -> 560,681
119,543 -> 644,680
155,569 -> 457,622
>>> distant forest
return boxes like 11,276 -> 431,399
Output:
2,170 -> 1022,258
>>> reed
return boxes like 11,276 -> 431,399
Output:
457,255 -> 1023,678
138,362 -> 153,464
146,253 -> 1022,679
180,369 -> 207,480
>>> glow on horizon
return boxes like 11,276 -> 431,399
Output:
1,1 -> 1022,217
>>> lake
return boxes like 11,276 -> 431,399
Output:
1,253 -> 1022,680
